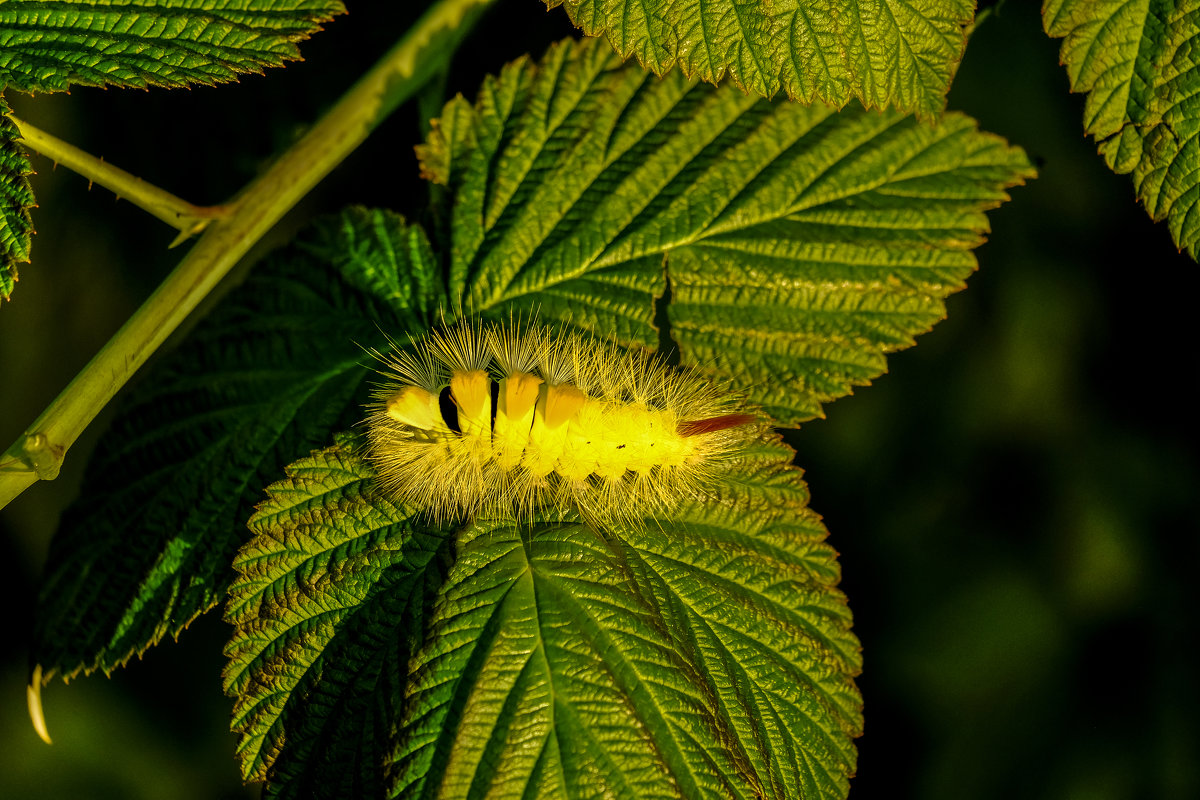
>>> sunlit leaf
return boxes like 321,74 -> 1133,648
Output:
0,0 -> 344,92
1044,0 -> 1200,259
545,0 -> 974,119
421,36 -> 1034,423
227,434 -> 860,799
225,440 -> 452,798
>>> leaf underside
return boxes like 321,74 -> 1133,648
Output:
0,97 -> 33,302
545,0 -> 975,119
1044,0 -> 1200,260
421,36 -> 1034,424
0,0 -> 345,93
226,435 -> 861,800
31,209 -> 442,682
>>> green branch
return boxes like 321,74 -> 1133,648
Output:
12,116 -> 230,242
0,0 -> 495,511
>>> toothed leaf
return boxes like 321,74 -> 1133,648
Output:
1044,0 -> 1200,259
544,0 -> 973,119
226,435 -> 860,800
224,442 -> 453,798
0,98 -> 33,302
391,434 -> 859,800
31,209 -> 443,682
0,0 -> 343,93
419,36 -> 1035,424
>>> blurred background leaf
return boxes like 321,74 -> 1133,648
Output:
0,1 -> 1196,799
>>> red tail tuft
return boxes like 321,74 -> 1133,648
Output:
677,413 -> 758,437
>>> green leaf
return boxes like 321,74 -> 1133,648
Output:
224,440 -> 453,798
225,435 -> 859,799
0,0 -> 343,93
388,433 -> 859,800
0,97 -> 34,302
1044,0 -> 1200,259
32,208 -> 442,682
544,0 -> 974,119
420,36 -> 1034,424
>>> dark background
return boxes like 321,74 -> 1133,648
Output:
1,1 -> 1196,797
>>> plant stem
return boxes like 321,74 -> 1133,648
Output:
12,117 -> 230,242
0,0 -> 496,511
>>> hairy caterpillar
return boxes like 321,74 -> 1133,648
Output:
364,320 -> 759,528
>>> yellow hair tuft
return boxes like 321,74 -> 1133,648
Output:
364,320 -> 760,529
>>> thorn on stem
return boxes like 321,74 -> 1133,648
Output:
28,665 -> 52,745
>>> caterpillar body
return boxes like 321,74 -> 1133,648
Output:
365,321 -> 759,529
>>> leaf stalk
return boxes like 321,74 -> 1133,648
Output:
12,116 -> 230,240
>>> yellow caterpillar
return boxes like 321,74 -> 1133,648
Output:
364,320 -> 759,529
